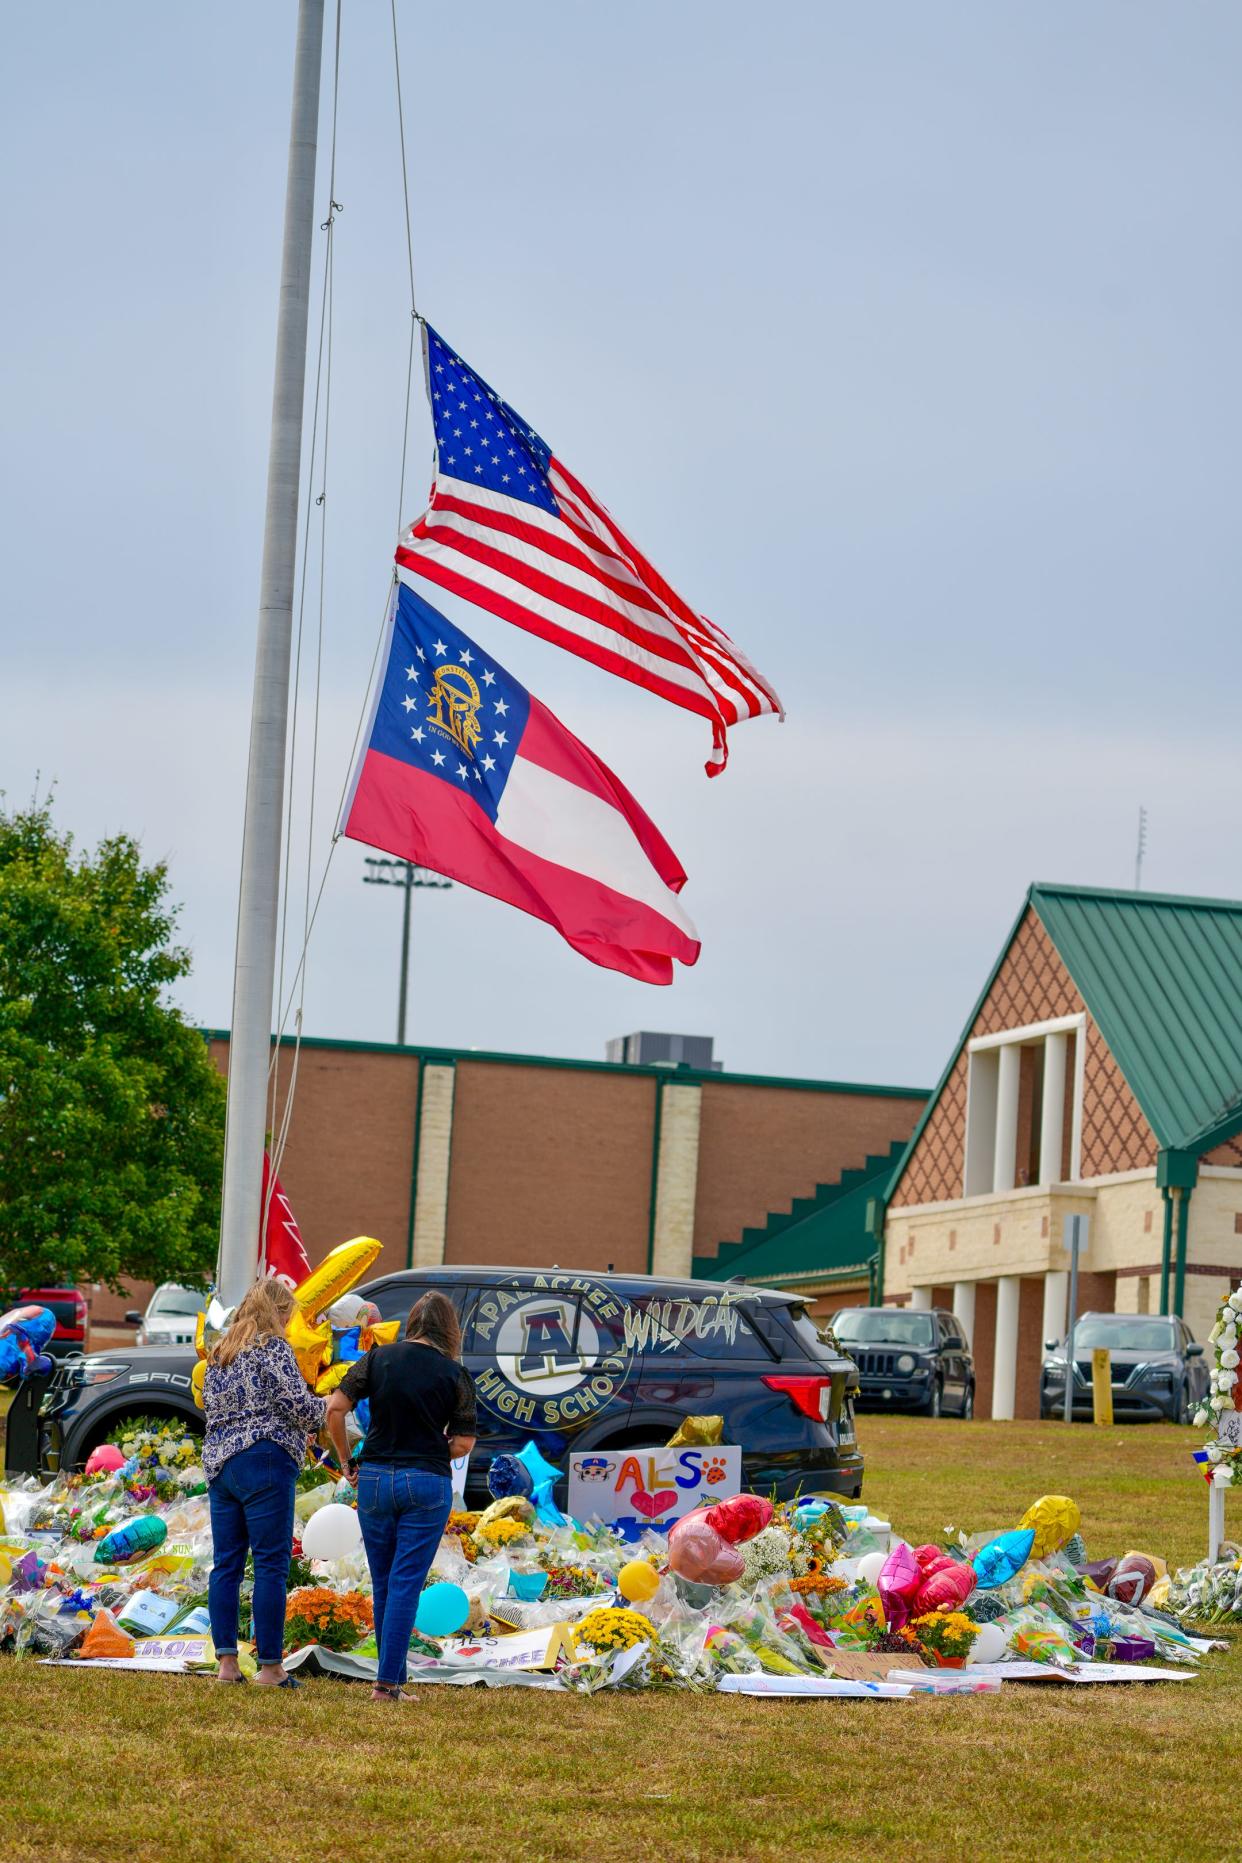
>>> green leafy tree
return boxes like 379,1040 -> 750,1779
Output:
0,796 -> 225,1292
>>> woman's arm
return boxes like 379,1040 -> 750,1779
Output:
325,1390 -> 355,1480
447,1366 -> 477,1461
267,1339 -> 328,1434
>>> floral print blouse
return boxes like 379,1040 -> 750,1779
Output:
202,1335 -> 326,1483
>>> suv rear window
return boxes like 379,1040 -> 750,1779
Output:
621,1290 -> 767,1360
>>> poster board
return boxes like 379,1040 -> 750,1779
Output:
568,1445 -> 741,1533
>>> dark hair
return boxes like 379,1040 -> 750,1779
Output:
405,1290 -> 462,1360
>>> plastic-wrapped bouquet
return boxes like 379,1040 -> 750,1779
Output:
1168,1554 -> 1242,1624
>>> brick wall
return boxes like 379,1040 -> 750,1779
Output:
891,910 -> 1156,1207
973,1283 -> 998,1417
694,1082 -> 923,1256
444,1061 -> 656,1273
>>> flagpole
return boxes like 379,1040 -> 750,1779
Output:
217,0 -> 325,1305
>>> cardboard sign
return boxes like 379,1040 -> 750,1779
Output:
439,1623 -> 571,1672
568,1445 -> 741,1533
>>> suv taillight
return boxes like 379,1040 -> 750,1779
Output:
762,1374 -> 832,1422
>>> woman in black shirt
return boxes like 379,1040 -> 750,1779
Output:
326,1290 -> 476,1701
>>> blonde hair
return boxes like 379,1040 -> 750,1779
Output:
209,1278 -> 296,1368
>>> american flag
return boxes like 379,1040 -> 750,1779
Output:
395,324 -> 783,776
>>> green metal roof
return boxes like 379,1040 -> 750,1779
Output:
693,1147 -> 898,1288
886,882 -> 1242,1214
1029,882 -> 1242,1152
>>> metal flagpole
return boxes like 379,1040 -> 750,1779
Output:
217,0 -> 325,1305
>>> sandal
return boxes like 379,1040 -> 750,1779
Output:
371,1683 -> 413,1702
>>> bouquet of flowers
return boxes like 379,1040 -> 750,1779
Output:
106,1420 -> 204,1501
574,1606 -> 658,1655
540,1563 -> 608,1602
907,1610 -> 979,1665
284,1586 -> 373,1651
1168,1554 -> 1242,1624
473,1515 -> 531,1552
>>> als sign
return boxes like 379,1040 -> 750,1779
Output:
569,1445 -> 742,1533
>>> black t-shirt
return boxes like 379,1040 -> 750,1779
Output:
339,1341 -> 476,1475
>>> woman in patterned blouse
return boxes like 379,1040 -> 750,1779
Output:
203,1278 -> 326,1687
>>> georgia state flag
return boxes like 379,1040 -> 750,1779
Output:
340,582 -> 700,984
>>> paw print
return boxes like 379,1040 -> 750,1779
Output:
704,1455 -> 728,1484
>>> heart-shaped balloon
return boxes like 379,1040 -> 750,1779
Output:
631,1487 -> 679,1520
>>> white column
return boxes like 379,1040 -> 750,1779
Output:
952,1281 -> 976,1345
1039,1032 -> 1068,1184
909,1286 -> 933,1311
992,1043 -> 1021,1193
991,1275 -> 1021,1420
1042,1269 -> 1068,1347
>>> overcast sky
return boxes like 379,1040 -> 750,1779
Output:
4,3 -> 1240,1089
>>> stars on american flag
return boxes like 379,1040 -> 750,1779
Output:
423,326 -> 557,515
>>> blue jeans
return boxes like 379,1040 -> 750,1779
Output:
208,1440 -> 297,1666
356,1464 -> 453,1686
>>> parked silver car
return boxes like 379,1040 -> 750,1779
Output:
125,1283 -> 207,1348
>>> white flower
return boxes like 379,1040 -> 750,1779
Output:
1211,1395 -> 1227,1412
1223,1351 -> 1240,1371
1207,1443 -> 1224,1462
1195,1408 -> 1210,1427
1228,1291 -> 1242,1313
1210,1322 -> 1224,1344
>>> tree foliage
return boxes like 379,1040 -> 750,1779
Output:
0,797 -> 225,1292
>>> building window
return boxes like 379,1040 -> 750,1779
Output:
964,1016 -> 1084,1196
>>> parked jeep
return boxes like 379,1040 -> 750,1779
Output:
829,1305 -> 975,1418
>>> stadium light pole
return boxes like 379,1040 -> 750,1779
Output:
361,858 -> 452,1045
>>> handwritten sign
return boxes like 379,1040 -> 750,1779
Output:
1217,1410 -> 1242,1449
568,1444 -> 741,1535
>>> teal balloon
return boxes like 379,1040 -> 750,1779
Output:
414,1581 -> 469,1637
972,1527 -> 1035,1589
95,1515 -> 167,1565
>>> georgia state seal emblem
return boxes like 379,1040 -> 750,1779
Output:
427,662 -> 483,758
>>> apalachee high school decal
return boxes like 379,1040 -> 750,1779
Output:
471,1274 -> 632,1430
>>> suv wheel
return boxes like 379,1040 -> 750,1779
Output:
961,1383 -> 974,1420
1176,1382 -> 1192,1427
924,1379 -> 943,1418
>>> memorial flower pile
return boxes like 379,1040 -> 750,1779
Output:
0,1416 -> 1223,1696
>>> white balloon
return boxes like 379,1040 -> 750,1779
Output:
967,1622 -> 1007,1665
856,1551 -> 888,1586
301,1501 -> 362,1562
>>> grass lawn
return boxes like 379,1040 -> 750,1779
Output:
0,1414 -> 1235,1863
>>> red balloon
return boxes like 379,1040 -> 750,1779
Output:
704,1493 -> 773,1546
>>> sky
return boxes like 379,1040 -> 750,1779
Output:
3,2 -> 1240,1090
